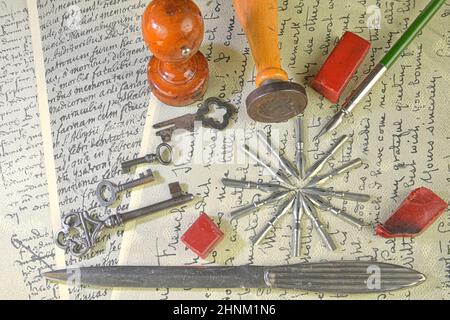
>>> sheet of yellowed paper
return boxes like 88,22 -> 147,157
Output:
0,0 -> 164,300
1,0 -> 448,301
33,0 -> 152,299
0,0 -> 63,299
114,0 -> 450,300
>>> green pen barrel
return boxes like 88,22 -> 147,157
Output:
381,0 -> 445,68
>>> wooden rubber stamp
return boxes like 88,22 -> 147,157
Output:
233,0 -> 308,122
142,0 -> 209,107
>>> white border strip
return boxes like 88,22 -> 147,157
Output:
27,0 -> 69,300
110,97 -> 159,300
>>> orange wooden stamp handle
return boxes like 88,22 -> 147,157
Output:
233,0 -> 308,123
233,0 -> 288,87
142,0 -> 209,107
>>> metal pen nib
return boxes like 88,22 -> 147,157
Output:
304,194 -> 365,230
229,191 -> 292,220
307,158 -> 363,187
313,110 -> 346,141
221,178 -> 292,193
242,145 -> 293,186
256,130 -> 299,179
304,135 -> 349,180
252,196 -> 296,245
314,64 -> 387,140
295,116 -> 306,179
302,187 -> 371,203
291,192 -> 303,257
301,194 -> 336,251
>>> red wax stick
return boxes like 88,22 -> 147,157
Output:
312,31 -> 371,103
181,213 -> 224,259
376,187 -> 448,238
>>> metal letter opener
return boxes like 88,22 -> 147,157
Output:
44,261 -> 425,294
56,182 -> 194,256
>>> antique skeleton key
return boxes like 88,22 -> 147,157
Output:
96,169 -> 155,207
153,97 -> 235,142
121,143 -> 173,173
56,182 -> 194,257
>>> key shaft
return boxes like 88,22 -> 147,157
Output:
121,143 -> 173,172
119,171 -> 155,191
96,170 -> 155,207
119,193 -> 194,223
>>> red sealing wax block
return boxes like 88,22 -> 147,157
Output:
376,187 -> 448,238
181,213 -> 224,259
311,31 -> 371,103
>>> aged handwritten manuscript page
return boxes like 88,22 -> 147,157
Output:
0,0 -> 64,299
0,0 -> 449,300
114,0 -> 450,300
1,0 -> 153,299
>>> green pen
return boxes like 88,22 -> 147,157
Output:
315,0 -> 446,140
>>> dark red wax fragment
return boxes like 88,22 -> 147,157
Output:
181,213 -> 224,259
376,187 -> 448,238
311,31 -> 371,103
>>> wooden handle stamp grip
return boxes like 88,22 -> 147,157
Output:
233,0 -> 288,87
233,0 -> 308,122
142,0 -> 209,107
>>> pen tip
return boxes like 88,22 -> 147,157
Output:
314,125 -> 328,142
315,110 -> 346,141
43,269 -> 70,282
